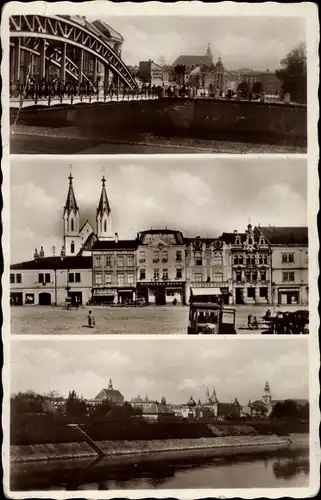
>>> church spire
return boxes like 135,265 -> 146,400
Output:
97,176 -> 111,217
64,173 -> 78,215
96,176 -> 113,240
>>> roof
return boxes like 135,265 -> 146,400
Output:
191,287 -> 222,296
64,175 -> 78,214
92,239 -> 138,250
142,403 -> 173,415
92,20 -> 124,43
95,388 -> 124,401
138,229 -> 184,245
258,227 -> 308,245
97,177 -> 111,216
78,233 -> 97,254
173,55 -> 212,67
11,256 -> 92,270
220,232 -> 247,244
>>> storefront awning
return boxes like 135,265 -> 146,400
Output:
191,287 -> 222,296
93,289 -> 117,296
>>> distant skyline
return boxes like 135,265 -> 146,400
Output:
11,339 -> 309,405
101,16 -> 305,70
10,157 -> 307,264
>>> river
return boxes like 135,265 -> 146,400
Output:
11,446 -> 309,491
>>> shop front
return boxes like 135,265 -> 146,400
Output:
137,281 -> 185,305
92,287 -> 118,305
277,287 -> 300,305
117,287 -> 136,304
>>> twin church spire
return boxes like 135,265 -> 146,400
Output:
63,174 -> 113,256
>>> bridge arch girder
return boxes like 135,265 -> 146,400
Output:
9,14 -> 138,90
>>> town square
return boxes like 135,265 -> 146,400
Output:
10,156 -> 308,335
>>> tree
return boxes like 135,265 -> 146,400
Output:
66,390 -> 88,418
275,42 -> 307,103
11,391 -> 46,416
252,81 -> 263,95
174,64 -> 186,86
270,400 -> 301,421
237,81 -> 250,95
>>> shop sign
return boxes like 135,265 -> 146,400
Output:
94,288 -> 117,296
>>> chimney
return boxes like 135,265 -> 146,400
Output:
52,246 -> 56,257
233,230 -> 238,233
34,248 -> 39,261
60,246 -> 65,260
39,246 -> 45,258
115,232 -> 119,243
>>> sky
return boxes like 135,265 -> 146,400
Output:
11,338 -> 309,405
101,16 -> 305,70
10,157 -> 307,264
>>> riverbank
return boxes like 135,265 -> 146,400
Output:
11,433 -> 309,464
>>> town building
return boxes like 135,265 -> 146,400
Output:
173,43 -> 213,77
90,176 -> 138,305
130,395 -> 174,421
137,60 -> 170,86
241,70 -> 281,95
257,226 -> 309,306
93,379 -> 124,406
187,57 -> 225,94
136,229 -> 186,305
185,236 -> 232,304
10,254 -> 92,306
222,224 -> 272,305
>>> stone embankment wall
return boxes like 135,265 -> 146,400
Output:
11,433 -> 308,464
10,98 -> 307,145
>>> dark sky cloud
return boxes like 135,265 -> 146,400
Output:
10,157 -> 307,263
11,338 -> 309,405
102,15 -> 305,69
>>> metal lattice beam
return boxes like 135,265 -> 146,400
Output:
10,14 -> 138,90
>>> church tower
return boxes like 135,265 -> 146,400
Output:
96,176 -> 113,240
262,381 -> 272,412
63,174 -> 82,256
206,42 -> 213,64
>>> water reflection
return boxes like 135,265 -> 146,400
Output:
11,446 -> 309,491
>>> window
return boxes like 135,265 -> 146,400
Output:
95,255 -> 101,266
118,273 -> 125,285
70,241 -> 75,254
127,272 -> 134,284
105,273 -> 112,284
10,274 -> 15,284
248,238 -> 253,245
104,220 -> 107,233
127,255 -> 134,267
39,273 -> 50,283
193,273 -> 203,282
259,237 -> 265,245
153,269 -> 159,280
235,237 -> 241,245
71,219 -> 74,232
95,272 -> 102,284
68,273 -> 74,283
167,291 -> 175,296
213,254 -> 223,266
140,269 -> 146,280
153,251 -> 160,263
139,251 -> 146,264
213,273 -> 223,282
176,268 -> 183,279
162,252 -> 168,263
194,251 -> 202,266
235,270 -> 242,282
162,269 -> 168,280
75,273 -> 81,283
283,271 -> 295,282
260,270 -> 266,281
117,256 -> 124,267
250,255 -> 255,265
105,255 -> 112,267
263,255 -> 268,264
260,287 -> 268,298
282,253 -> 295,264
16,273 -> 22,284
176,251 -> 182,262
247,287 -> 255,298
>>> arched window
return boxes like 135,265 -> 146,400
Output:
71,219 -> 74,232
235,237 -> 241,245
259,237 -> 265,245
71,241 -> 75,254
104,220 -> 107,233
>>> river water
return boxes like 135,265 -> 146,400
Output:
11,446 -> 309,491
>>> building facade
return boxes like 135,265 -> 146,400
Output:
136,229 -> 186,305
223,224 -> 272,305
185,236 -> 232,304
258,227 -> 309,306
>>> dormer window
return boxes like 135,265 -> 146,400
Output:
259,237 -> 265,245
248,238 -> 253,245
235,237 -> 241,245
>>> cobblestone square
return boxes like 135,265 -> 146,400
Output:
10,304 -> 308,335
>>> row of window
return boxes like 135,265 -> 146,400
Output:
95,272 -> 135,285
150,269 -> 183,281
233,255 -> 268,265
10,272 -> 81,284
95,255 -> 135,267
193,273 -> 223,282
235,270 -> 267,282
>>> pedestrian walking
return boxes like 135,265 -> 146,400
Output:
88,310 -> 95,328
247,314 -> 252,328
